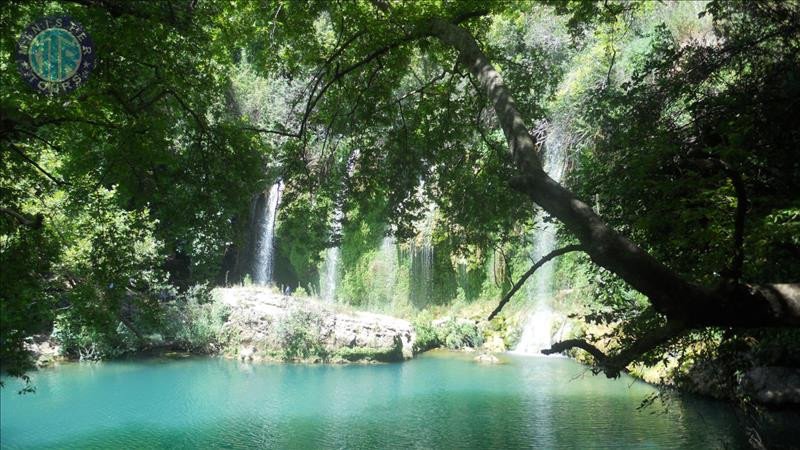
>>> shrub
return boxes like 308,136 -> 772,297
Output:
334,339 -> 404,362
275,308 -> 328,360
438,319 -> 484,350
51,315 -> 136,360
293,286 -> 309,297
163,285 -> 230,352
412,319 -> 440,353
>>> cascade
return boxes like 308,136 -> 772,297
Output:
514,122 -> 570,354
319,150 -> 359,302
410,198 -> 436,306
320,203 -> 343,303
252,180 -> 283,285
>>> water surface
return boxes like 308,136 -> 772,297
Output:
0,351 -> 765,448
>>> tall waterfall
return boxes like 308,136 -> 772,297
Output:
514,123 -> 570,354
252,180 -> 283,285
319,150 -> 359,303
410,199 -> 436,306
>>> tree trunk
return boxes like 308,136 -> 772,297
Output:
423,19 -> 800,328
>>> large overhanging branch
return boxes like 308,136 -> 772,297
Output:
422,18 -> 800,328
488,244 -> 584,321
542,319 -> 688,378
251,8 -> 799,329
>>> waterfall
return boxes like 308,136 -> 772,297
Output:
320,204 -> 343,303
410,198 -> 436,306
379,236 -> 398,295
514,122 -> 570,355
320,247 -> 339,302
319,150 -> 359,303
252,180 -> 283,285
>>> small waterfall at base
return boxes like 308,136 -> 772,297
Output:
252,180 -> 283,285
514,122 -> 570,355
410,241 -> 433,306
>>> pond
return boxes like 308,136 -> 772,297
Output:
0,351 -> 786,448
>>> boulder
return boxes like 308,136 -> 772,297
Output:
474,353 -> 500,364
23,334 -> 63,367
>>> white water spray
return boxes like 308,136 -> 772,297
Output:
319,150 -> 359,303
514,122 -> 570,355
320,204 -> 343,303
252,180 -> 283,285
409,192 -> 437,306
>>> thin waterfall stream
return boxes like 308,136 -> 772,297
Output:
410,188 -> 436,307
320,205 -> 342,303
319,150 -> 359,302
252,180 -> 283,285
514,123 -> 571,354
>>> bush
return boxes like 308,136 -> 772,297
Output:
162,285 -> 230,352
275,308 -> 328,360
334,339 -> 404,362
438,319 -> 484,350
293,286 -> 309,297
52,314 -> 137,360
412,318 -> 440,353
411,315 -> 485,352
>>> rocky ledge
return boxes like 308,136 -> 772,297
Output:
215,287 -> 415,363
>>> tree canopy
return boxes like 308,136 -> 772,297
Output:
2,0 -> 798,388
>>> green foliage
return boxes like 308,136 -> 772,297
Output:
162,285 -> 231,353
334,341 -> 403,363
412,313 -> 486,353
276,308 -> 328,360
412,314 -> 440,353
1,0 -> 266,378
51,314 -> 137,361
0,222 -> 57,378
567,0 -> 800,286
437,319 -> 484,350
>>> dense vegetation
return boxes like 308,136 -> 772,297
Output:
2,0 -> 798,410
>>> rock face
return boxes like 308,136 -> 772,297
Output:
215,287 -> 415,363
740,367 -> 800,406
23,335 -> 63,367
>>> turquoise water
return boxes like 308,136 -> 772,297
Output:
0,351 -> 775,448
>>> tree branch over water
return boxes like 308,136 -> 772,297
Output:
488,244 -> 584,321
543,319 -> 688,378
424,17 -> 800,329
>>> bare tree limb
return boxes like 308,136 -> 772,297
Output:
488,244 -> 584,320
543,319 -> 688,378
6,144 -> 67,185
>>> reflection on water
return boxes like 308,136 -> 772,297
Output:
1,351 -> 795,448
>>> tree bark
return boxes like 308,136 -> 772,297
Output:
423,19 -> 800,328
